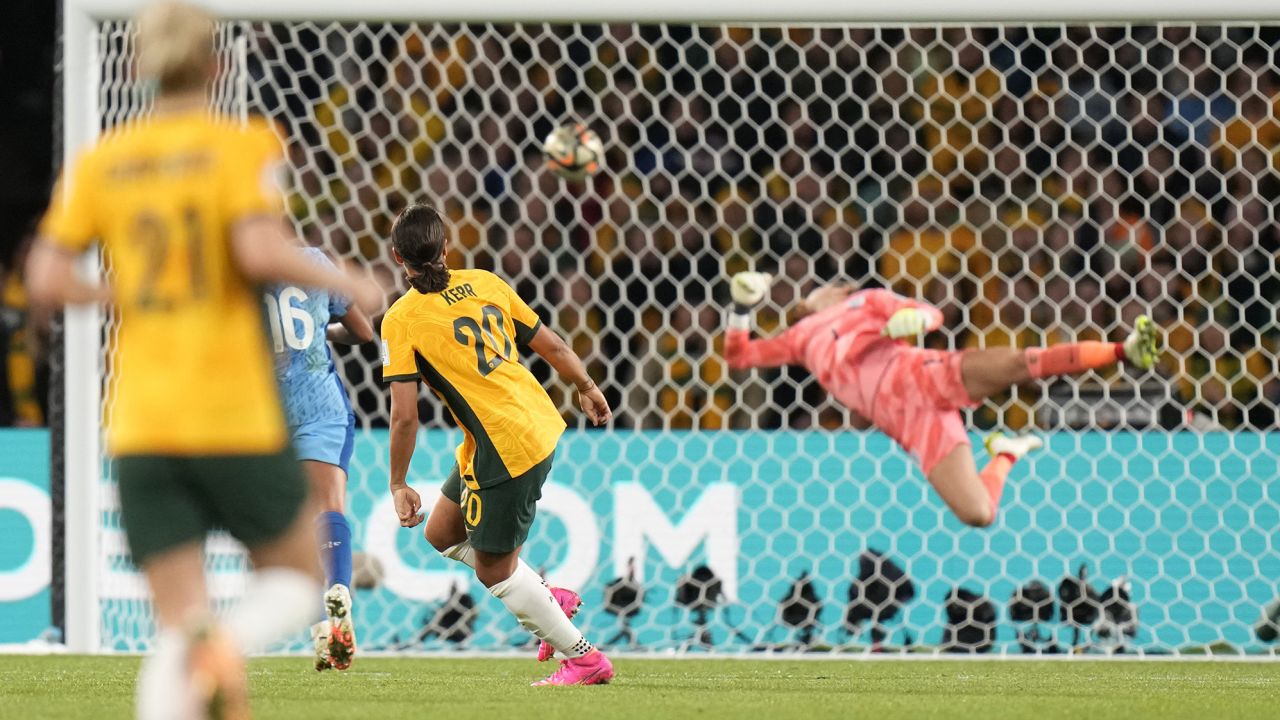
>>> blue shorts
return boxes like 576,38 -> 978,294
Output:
291,413 -> 355,474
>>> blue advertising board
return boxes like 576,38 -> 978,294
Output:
0,430 -> 52,644
6,428 -> 1277,652
339,429 -> 1280,654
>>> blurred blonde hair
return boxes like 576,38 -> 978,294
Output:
135,1 -> 215,94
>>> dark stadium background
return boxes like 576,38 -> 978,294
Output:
0,3 -> 54,427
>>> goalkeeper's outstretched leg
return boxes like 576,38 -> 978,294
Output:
957,316 -> 1160,403
909,318 -> 1158,527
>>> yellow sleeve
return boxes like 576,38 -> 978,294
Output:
38,154 -> 98,253
224,122 -> 286,222
380,309 -> 419,383
498,275 -> 542,345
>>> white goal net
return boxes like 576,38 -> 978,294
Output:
87,18 -> 1280,656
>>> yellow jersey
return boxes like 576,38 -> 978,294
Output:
39,111 -> 288,456
381,269 -> 566,487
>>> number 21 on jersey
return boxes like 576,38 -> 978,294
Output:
264,287 -> 314,352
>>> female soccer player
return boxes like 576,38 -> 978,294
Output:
724,272 -> 1159,528
26,2 -> 379,717
264,250 -> 374,671
381,204 -> 614,686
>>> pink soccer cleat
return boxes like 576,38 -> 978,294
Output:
536,587 -> 583,662
532,649 -> 614,687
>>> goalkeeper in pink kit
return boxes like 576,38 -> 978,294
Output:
724,272 -> 1159,527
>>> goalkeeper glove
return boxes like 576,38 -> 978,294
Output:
882,307 -> 929,339
730,272 -> 772,312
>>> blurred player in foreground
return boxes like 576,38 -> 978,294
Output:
26,2 -> 379,717
724,272 -> 1159,528
382,204 -> 615,686
263,251 -> 374,671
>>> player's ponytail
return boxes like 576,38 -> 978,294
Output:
391,203 -> 451,294
136,1 -> 216,95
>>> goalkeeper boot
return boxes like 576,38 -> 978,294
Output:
984,432 -> 1043,461
186,621 -> 249,720
309,621 -> 333,672
323,584 -> 357,671
1122,314 -> 1160,371
537,587 -> 584,662
532,649 -> 615,687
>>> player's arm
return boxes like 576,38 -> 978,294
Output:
865,288 -> 945,340
723,272 -> 801,371
527,325 -> 611,426
388,380 -> 424,527
27,157 -> 110,308
497,272 -> 610,426
382,308 -> 424,526
227,127 -> 381,313
231,218 -> 380,313
25,243 -> 110,307
326,302 -> 374,345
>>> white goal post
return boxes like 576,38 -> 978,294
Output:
60,0 -> 1280,657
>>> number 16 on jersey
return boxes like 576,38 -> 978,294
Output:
264,287 -> 316,352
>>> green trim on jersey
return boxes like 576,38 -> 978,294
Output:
513,317 -> 541,346
382,373 -> 419,384
413,352 -> 512,487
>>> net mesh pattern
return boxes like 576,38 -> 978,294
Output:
89,20 -> 1280,655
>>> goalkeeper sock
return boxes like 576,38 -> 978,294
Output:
979,453 -> 1016,519
136,629 -> 187,720
488,561 -> 593,658
316,511 -> 353,589
226,567 -> 321,655
1024,342 -> 1123,379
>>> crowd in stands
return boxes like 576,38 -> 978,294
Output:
257,23 -> 1278,431
5,24 -> 1278,430
0,233 -> 47,427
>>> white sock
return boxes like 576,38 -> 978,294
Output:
442,540 -> 544,583
225,568 -> 322,655
137,629 -> 191,720
488,560 -> 592,658
440,541 -> 477,568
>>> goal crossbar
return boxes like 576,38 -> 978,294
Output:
65,0 -> 1280,23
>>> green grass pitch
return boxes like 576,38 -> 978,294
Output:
7,655 -> 1279,719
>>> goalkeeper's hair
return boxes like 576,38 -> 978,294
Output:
135,1 -> 215,95
391,203 -> 450,294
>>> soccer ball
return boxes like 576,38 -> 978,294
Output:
542,123 -> 604,180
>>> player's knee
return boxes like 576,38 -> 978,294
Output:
472,550 -> 518,588
315,491 -> 343,514
424,525 -> 452,554
474,566 -> 511,588
1005,352 -> 1032,384
473,560 -> 516,588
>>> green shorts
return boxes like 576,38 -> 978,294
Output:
115,449 -> 307,566
441,451 -> 555,554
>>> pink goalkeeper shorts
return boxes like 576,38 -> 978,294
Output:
871,348 -> 978,475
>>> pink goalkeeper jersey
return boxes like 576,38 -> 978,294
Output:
724,289 -> 944,417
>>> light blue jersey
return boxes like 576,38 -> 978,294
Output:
265,250 -> 358,593
264,248 -> 353,430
